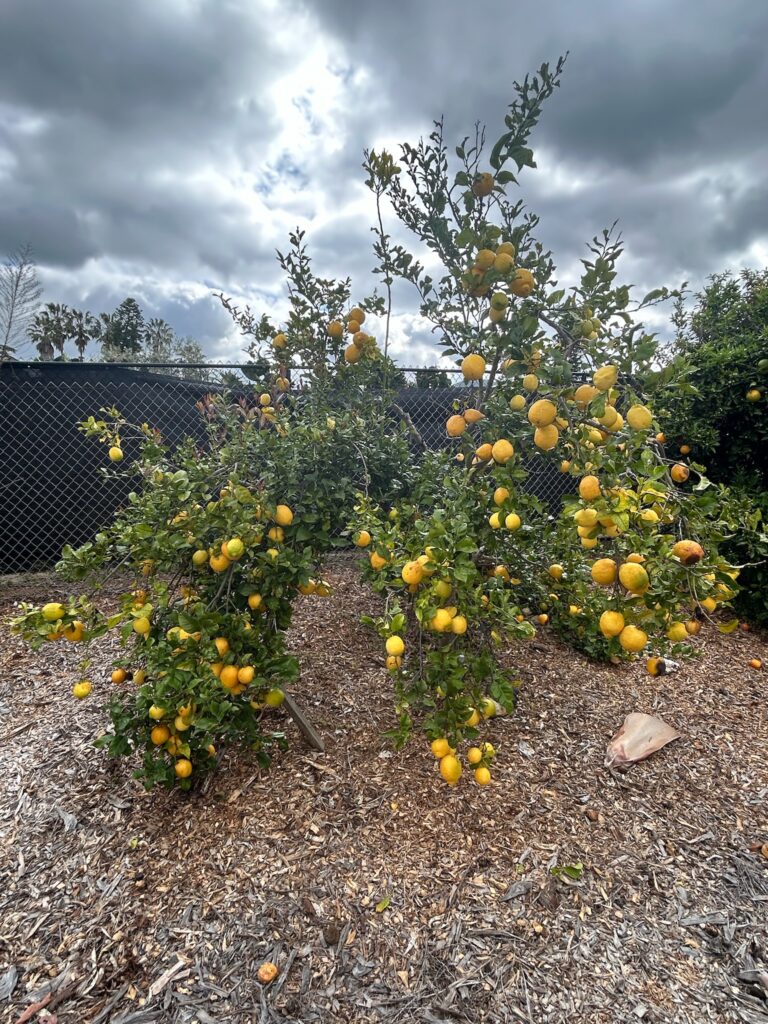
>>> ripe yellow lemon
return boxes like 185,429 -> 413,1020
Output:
214,637 -> 230,656
579,475 -> 601,502
430,608 -> 453,632
591,558 -> 618,585
209,553 -> 231,573
402,560 -> 424,586
581,537 -> 598,549
618,625 -> 648,652
574,507 -> 599,527
108,446 -> 124,462
446,414 -> 467,437
510,268 -> 534,297
534,424 -> 559,450
493,486 -> 510,506
522,373 -> 539,391
626,552 -> 645,564
504,512 -> 521,531
491,439 -> 514,464
472,172 -> 494,197
464,408 -> 485,424
370,552 -> 388,571
327,320 -> 343,338
497,241 -> 515,257
248,593 -> 263,610
174,759 -> 193,779
574,384 -> 599,407
626,405 -> 653,431
599,610 -> 625,638
41,602 -> 66,622
386,635 -> 405,657
593,365 -> 618,391
133,616 -> 151,635
475,442 -> 493,461
439,754 -> 462,785
431,738 -> 454,759
493,252 -> 514,273
151,725 -> 170,745
467,746 -> 483,765
509,394 -> 526,412
220,665 -> 239,689
527,399 -> 557,427
275,504 -> 293,527
474,766 -> 491,786
475,248 -> 496,270
461,354 -> 486,380
488,511 -> 502,529
548,564 -> 564,580
671,463 -> 690,484
666,621 -> 688,642
344,343 -> 361,363
237,666 -> 255,685
355,530 -> 371,547
451,615 -> 467,635
619,563 -> 650,594
72,680 -> 92,699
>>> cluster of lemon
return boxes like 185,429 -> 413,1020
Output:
40,602 -> 87,644
430,730 -> 497,786
459,240 -> 535,309
332,306 -> 379,364
188,504 -> 294,576
569,306 -> 603,341
487,485 -> 521,532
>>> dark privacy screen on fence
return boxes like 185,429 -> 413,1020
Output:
0,362 -> 575,573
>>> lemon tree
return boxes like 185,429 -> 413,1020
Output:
348,58 -> 747,786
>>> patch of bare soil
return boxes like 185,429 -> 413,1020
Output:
1,560 -> 766,1024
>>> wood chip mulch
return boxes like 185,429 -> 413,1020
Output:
1,558 -> 767,1024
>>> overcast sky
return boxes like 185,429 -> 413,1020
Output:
2,0 -> 767,364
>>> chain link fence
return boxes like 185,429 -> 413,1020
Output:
0,361 -> 575,573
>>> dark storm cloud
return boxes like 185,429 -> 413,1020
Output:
1,0 -> 766,360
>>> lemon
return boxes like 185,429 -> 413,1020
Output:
439,754 -> 462,785
626,405 -> 653,431
618,563 -> 650,594
386,636 -> 405,657
527,399 -> 557,427
509,395 -> 526,411
491,439 -> 514,464
599,610 -> 625,638
461,354 -> 486,381
474,767 -> 491,786
275,504 -> 294,527
591,558 -> 618,585
534,424 -> 559,450
355,530 -> 371,547
593,365 -> 618,391
618,625 -> 648,652
505,512 -> 521,531
41,602 -> 66,622
522,373 -> 539,391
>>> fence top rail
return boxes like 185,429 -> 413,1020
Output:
1,360 -> 466,373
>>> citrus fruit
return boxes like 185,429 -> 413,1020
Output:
209,553 -> 230,573
472,172 -> 494,197
111,668 -> 127,684
355,530 -> 371,547
505,512 -> 521,531
666,622 -> 688,642
548,564 -> 564,580
451,615 -> 468,635
579,475 -> 601,502
625,405 -> 652,431
430,608 -> 453,632
133,616 -> 151,635
402,560 -> 424,586
522,373 -> 539,391
41,602 -> 65,622
618,625 -> 648,652
461,354 -> 486,381
446,414 -> 467,437
509,395 -> 526,411
386,636 -> 405,657
619,563 -> 650,594
275,504 -> 293,527
591,558 -> 617,585
671,464 -> 690,484
370,552 -> 388,571
599,610 -> 625,638
475,248 -> 496,270
574,384 -> 599,406
467,746 -> 483,765
474,767 -> 491,786
593,365 -> 618,391
431,738 -> 452,758
108,446 -> 124,462
439,754 -> 462,785
671,540 -> 704,565
248,593 -> 263,610
534,424 -> 559,450
491,439 -> 514,464
72,680 -> 92,699
493,486 -> 510,506
151,725 -> 170,745
174,759 -> 193,779
527,399 -> 557,427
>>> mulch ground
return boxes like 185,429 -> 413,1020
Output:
1,559 -> 767,1024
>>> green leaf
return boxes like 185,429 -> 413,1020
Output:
375,895 -> 391,912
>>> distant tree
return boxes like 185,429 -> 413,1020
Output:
144,317 -> 176,361
0,244 -> 43,360
414,368 -> 451,388
28,303 -> 74,360
68,308 -> 101,360
101,297 -> 145,359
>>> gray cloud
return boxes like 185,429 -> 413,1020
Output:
1,0 -> 766,362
